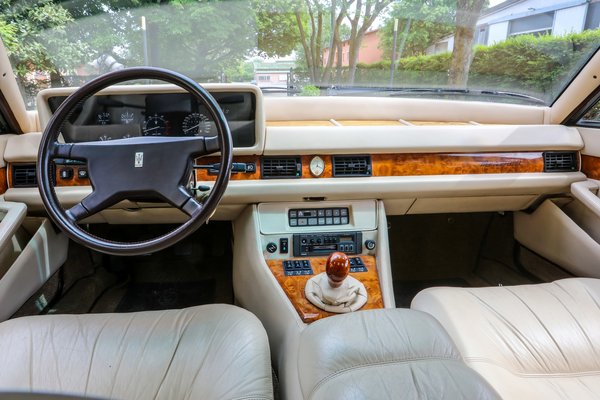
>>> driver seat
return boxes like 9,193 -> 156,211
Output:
0,304 -> 273,400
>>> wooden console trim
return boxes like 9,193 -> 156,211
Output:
55,165 -> 91,187
195,155 -> 261,181
16,152 -> 548,188
195,152 -> 545,181
370,152 -> 544,176
582,155 -> 600,180
0,167 -> 7,194
266,255 -> 383,323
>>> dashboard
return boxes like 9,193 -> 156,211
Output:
47,91 -> 256,147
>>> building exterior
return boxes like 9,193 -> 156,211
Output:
253,60 -> 296,89
322,29 -> 384,66
427,0 -> 600,55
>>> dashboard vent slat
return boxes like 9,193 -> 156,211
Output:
12,164 -> 37,187
332,155 -> 372,177
543,152 -> 578,172
262,157 -> 302,179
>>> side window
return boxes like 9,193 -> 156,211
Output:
580,102 -> 600,124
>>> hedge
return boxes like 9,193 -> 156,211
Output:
356,29 -> 600,102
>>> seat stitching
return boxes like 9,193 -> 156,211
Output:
543,283 -> 600,365
465,357 -> 600,378
463,290 -> 536,371
84,316 -> 111,396
155,311 -> 194,400
108,314 -> 137,399
307,356 -> 462,399
504,286 -> 571,370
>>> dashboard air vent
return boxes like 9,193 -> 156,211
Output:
262,157 -> 302,179
332,155 -> 372,177
12,164 -> 37,187
543,152 -> 578,172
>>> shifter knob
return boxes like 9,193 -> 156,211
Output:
326,252 -> 350,288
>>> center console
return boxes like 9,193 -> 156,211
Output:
232,199 -> 394,398
255,200 -> 391,323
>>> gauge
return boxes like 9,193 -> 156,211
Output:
182,113 -> 211,136
120,111 -> 134,124
143,114 -> 167,136
309,156 -> 325,177
97,112 -> 111,125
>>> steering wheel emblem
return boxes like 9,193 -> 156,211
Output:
134,152 -> 144,168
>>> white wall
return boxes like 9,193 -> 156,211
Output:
479,0 -> 569,25
553,4 -> 587,35
488,21 -> 509,44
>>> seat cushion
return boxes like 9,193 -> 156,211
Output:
412,278 -> 600,400
0,304 -> 273,400
297,308 -> 499,400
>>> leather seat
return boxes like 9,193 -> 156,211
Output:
295,308 -> 499,399
0,304 -> 273,400
412,278 -> 600,400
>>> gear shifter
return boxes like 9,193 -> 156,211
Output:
326,252 -> 350,288
305,252 -> 368,313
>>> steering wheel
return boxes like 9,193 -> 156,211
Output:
37,67 -> 233,256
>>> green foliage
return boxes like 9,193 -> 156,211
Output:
380,0 -> 455,58
254,0 -> 301,58
224,60 -> 255,82
300,84 -> 320,96
356,29 -> 600,102
0,0 -> 87,77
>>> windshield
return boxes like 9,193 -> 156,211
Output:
2,0 -> 599,109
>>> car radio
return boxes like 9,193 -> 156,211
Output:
293,232 -> 362,257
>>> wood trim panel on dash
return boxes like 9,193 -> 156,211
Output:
55,165 -> 90,187
266,255 -> 383,323
582,155 -> 600,180
195,156 -> 261,181
371,152 -> 544,176
0,168 -> 8,194
195,152 -> 545,181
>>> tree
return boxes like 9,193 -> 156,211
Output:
345,0 -> 392,84
448,0 -> 487,87
380,0 -> 455,59
254,0 -> 300,58
0,0 -> 88,80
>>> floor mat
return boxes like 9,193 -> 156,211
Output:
115,280 -> 216,312
394,278 -> 468,308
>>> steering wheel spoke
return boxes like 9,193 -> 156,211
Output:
181,197 -> 203,217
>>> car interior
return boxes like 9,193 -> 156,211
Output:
1,2 -> 600,399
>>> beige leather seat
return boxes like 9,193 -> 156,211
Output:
295,308 -> 500,399
412,278 -> 600,400
0,304 -> 273,400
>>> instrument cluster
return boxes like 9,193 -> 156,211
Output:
48,91 -> 256,147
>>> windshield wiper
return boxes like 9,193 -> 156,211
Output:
478,89 -> 546,105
